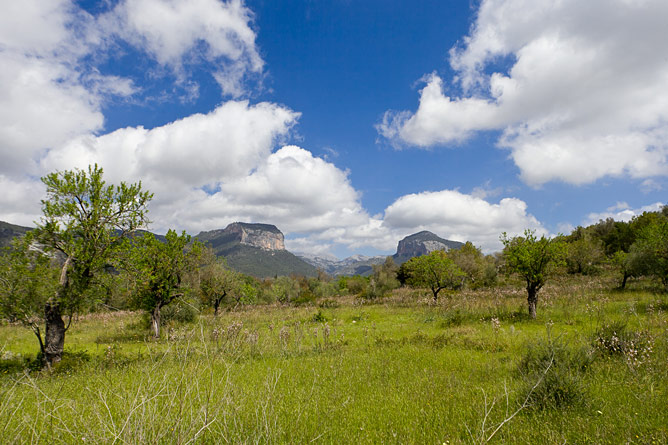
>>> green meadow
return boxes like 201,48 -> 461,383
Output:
1,275 -> 667,444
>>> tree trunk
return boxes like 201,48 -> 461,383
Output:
621,272 -> 629,290
44,300 -> 65,365
151,305 -> 161,338
527,285 -> 538,319
431,287 -> 439,301
214,298 -> 220,317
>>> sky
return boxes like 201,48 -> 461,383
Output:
1,0 -> 666,259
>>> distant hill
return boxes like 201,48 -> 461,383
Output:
297,253 -> 387,277
196,222 -> 317,278
392,231 -> 464,264
0,221 -> 32,248
299,231 -> 465,275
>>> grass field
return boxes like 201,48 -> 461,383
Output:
1,274 -> 667,444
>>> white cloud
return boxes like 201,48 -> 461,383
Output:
0,0 -> 266,181
40,100 -> 301,228
0,0 -> 105,176
104,0 -> 263,97
584,202 -> 665,225
0,175 -> 44,227
380,0 -> 668,186
382,189 -> 544,252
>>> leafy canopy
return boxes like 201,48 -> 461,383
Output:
400,250 -> 465,300
501,230 -> 565,292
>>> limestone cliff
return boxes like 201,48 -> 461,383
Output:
225,222 -> 285,250
195,222 -> 316,277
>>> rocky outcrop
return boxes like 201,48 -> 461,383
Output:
195,222 -> 316,278
225,222 -> 285,250
393,231 -> 464,264
197,222 -> 285,252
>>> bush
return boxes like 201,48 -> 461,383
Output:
141,300 -> 199,329
318,298 -> 340,309
518,334 -> 593,410
594,322 -> 654,368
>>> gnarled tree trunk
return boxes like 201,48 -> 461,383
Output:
44,300 -> 65,366
44,258 -> 71,366
151,305 -> 161,338
527,284 -> 538,319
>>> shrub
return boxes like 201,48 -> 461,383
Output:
517,334 -> 593,410
318,298 -> 340,309
141,300 -> 198,329
594,322 -> 654,368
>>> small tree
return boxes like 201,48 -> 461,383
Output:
399,250 -> 465,301
32,165 -> 151,365
271,275 -> 300,303
130,230 -> 202,337
501,230 -> 565,319
564,234 -> 604,275
633,219 -> 668,290
449,241 -> 498,288
0,239 -> 57,356
363,256 -> 400,299
199,249 -> 243,315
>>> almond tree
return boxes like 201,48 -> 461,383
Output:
199,249 -> 242,315
130,230 -> 202,337
32,165 -> 151,365
399,250 -> 465,301
501,230 -> 565,319
0,239 -> 57,357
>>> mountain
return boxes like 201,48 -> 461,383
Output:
298,253 -> 387,276
392,231 -> 465,264
196,222 -> 317,278
299,231 -> 465,275
0,221 -> 32,248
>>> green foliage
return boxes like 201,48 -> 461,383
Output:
35,164 -> 152,305
158,299 -> 199,325
518,334 -> 593,410
563,229 -> 605,275
399,250 -> 465,300
27,164 -> 151,362
632,218 -> 668,290
449,241 -> 498,288
239,281 -> 259,305
0,239 -> 57,325
590,218 -> 635,256
501,230 -> 565,318
338,275 -> 368,296
199,248 -> 243,313
271,276 -> 300,303
361,257 -> 400,300
128,230 -> 202,336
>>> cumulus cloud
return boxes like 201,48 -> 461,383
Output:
0,175 -> 44,227
0,0 -> 264,180
103,0 -> 263,97
0,0 -> 105,176
0,0 -> 552,259
379,0 -> 668,186
584,202 -> 665,225
41,101 -> 299,186
382,189 -> 544,252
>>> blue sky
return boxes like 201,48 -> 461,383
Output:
1,0 -> 666,258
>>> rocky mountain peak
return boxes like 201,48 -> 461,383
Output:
393,230 -> 464,263
223,222 -> 285,251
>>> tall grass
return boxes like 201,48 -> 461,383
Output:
1,276 -> 667,443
